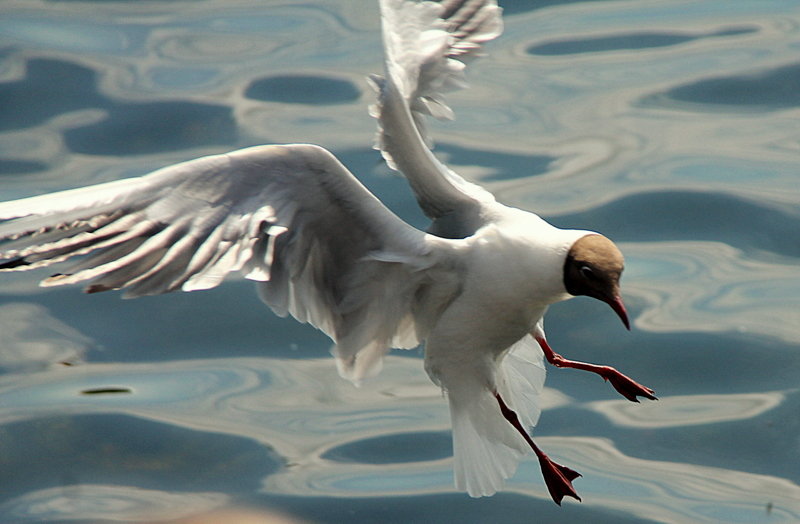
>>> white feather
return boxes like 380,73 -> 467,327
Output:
446,334 -> 546,497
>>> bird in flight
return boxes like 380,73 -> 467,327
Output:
0,0 -> 656,505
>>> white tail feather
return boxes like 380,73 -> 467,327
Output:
447,335 -> 545,497
499,334 -> 547,430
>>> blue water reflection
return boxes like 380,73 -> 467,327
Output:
642,62 -> 800,111
528,27 -> 757,56
245,75 -> 361,105
1,0 -> 800,523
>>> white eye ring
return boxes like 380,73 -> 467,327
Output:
580,266 -> 596,280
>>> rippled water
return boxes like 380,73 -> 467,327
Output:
1,1 -> 799,523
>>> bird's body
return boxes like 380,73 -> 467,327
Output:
425,213 -> 578,383
0,0 -> 655,505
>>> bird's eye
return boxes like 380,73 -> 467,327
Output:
580,266 -> 597,280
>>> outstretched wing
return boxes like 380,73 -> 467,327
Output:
372,0 -> 503,238
0,144 -> 437,381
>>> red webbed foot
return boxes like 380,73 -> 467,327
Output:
536,335 -> 657,403
494,392 -> 582,505
538,454 -> 582,505
602,367 -> 657,402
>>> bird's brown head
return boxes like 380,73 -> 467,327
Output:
563,234 -> 629,330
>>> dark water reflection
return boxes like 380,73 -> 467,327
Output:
0,159 -> 48,175
246,75 -> 361,105
642,62 -> 800,112
528,27 -> 757,55
1,413 -> 278,500
0,59 -> 104,132
1,1 -> 800,523
554,190 -> 800,257
323,431 -> 453,464
1,58 -> 237,154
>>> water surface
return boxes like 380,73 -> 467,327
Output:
1,1 -> 799,522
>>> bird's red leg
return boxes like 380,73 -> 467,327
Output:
494,392 -> 581,505
535,335 -> 657,402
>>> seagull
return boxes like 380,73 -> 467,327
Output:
0,0 -> 655,505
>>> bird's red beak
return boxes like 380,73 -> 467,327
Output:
606,295 -> 630,330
